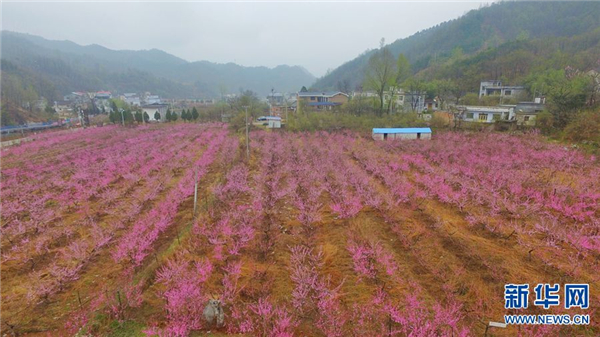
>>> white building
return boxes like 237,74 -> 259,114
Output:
459,105 -> 515,123
372,128 -> 432,140
479,80 -> 525,99
146,95 -> 161,105
141,103 -> 169,122
266,116 -> 281,128
122,93 -> 141,106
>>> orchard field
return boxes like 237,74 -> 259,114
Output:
1,123 -> 598,336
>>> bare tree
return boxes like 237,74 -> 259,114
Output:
336,79 -> 351,95
364,39 -> 396,116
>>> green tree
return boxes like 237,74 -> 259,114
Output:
459,93 -> 480,106
535,111 -> 554,134
192,107 -> 199,121
123,110 -> 134,125
171,111 -> 179,122
563,109 -> 600,144
396,54 -> 411,84
44,103 -> 56,114
429,79 -> 456,110
166,109 -> 172,122
527,69 -> 590,128
135,111 -> 143,123
109,111 -> 117,124
154,111 -> 161,121
111,101 -> 119,114
143,111 -> 150,123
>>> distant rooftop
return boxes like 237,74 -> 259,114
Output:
298,91 -> 348,98
141,103 -> 168,108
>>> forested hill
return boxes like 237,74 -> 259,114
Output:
0,31 -> 316,101
313,1 -> 600,91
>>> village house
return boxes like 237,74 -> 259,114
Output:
403,91 -> 427,113
94,91 -> 112,112
63,91 -> 88,105
479,80 -> 525,99
383,89 -> 405,111
515,98 -> 546,126
121,93 -> 141,106
145,94 -> 161,105
267,92 -> 295,116
423,98 -> 439,112
459,105 -> 515,123
53,101 -> 73,117
297,91 -> 349,111
372,127 -> 432,140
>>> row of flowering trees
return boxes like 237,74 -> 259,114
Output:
2,127 -> 597,336
1,124 -> 232,331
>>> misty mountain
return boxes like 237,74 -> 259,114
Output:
313,1 -> 600,91
0,31 -> 316,99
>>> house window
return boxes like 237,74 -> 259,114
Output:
466,113 -> 474,119
310,96 -> 316,101
524,116 -> 530,121
505,90 -> 512,96
479,114 -> 488,121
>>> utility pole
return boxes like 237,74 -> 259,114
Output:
243,106 -> 249,160
120,109 -> 125,126
193,168 -> 198,217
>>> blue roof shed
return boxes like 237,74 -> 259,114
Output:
372,128 -> 432,140
372,128 -> 432,134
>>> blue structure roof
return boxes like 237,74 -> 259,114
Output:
372,128 -> 432,134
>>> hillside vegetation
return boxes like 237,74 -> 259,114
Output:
313,1 -> 600,91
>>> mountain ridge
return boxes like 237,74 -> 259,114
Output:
0,30 -> 316,99
313,1 -> 600,91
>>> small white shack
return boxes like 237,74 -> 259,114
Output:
372,127 -> 432,140
266,116 -> 281,129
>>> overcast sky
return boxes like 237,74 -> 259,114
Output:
2,1 -> 493,77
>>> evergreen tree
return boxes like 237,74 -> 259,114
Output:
109,111 -> 116,124
192,107 -> 199,121
143,111 -> 150,123
154,111 -> 161,122
135,111 -> 143,123
166,109 -> 172,122
172,111 -> 179,122
123,110 -> 134,125
111,101 -> 119,114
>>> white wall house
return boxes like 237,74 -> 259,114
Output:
266,116 -> 281,128
141,104 -> 169,122
459,106 -> 515,123
122,93 -> 141,106
479,80 -> 525,99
